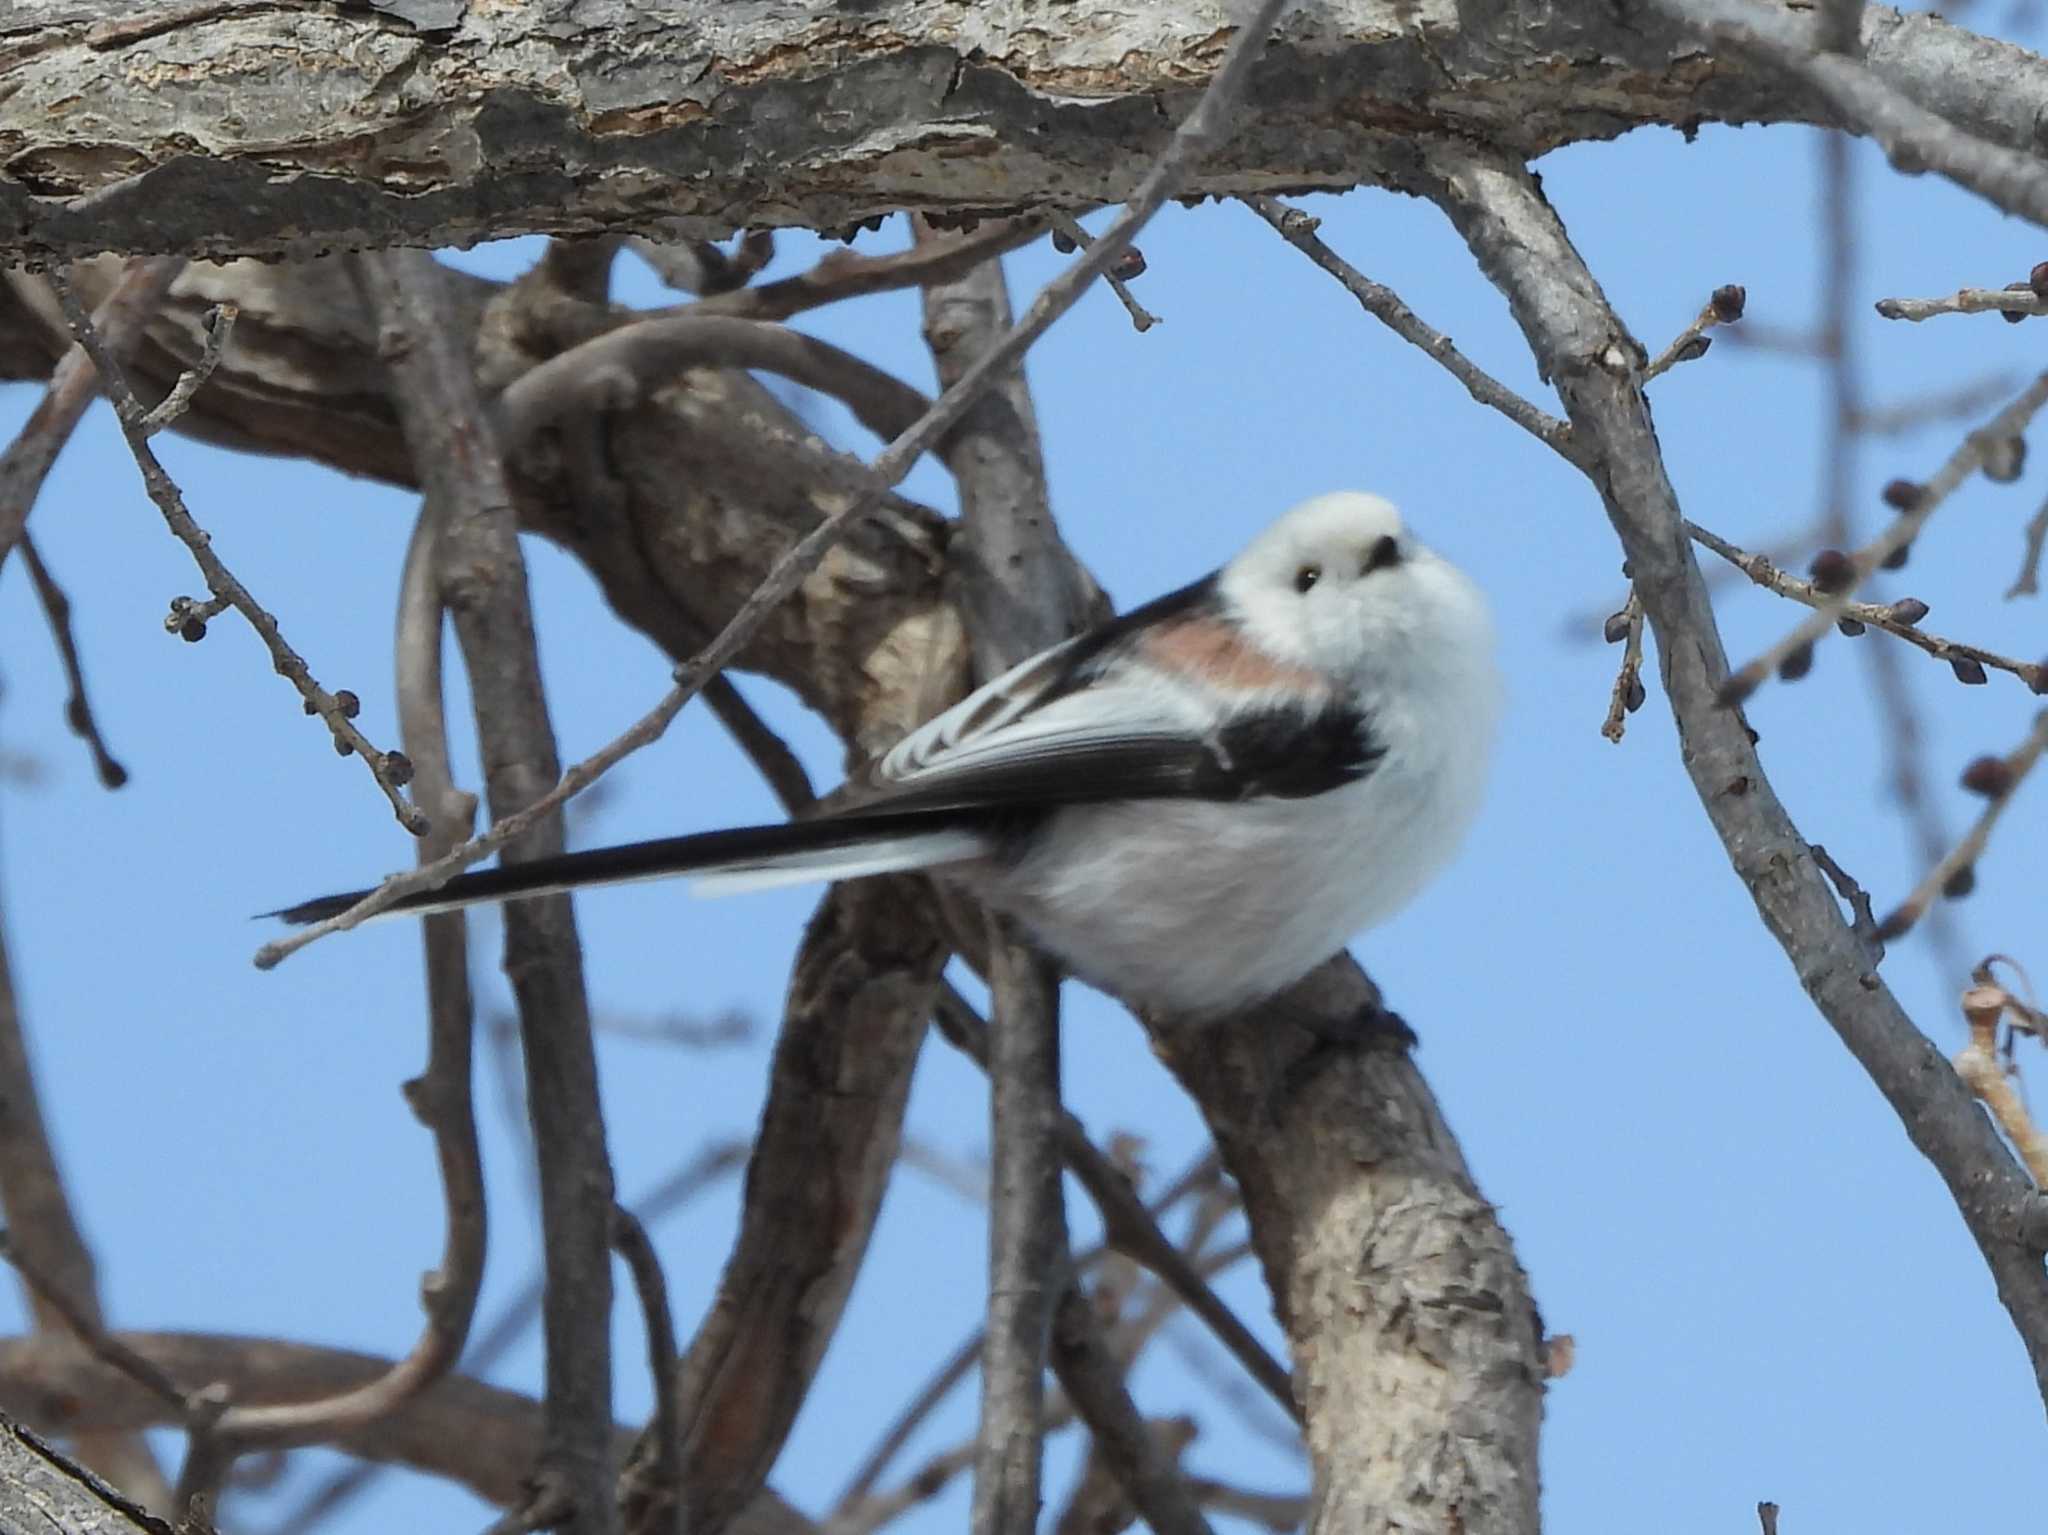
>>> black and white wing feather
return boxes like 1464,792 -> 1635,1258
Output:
267,576 -> 1382,926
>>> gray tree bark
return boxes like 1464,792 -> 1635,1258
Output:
2,3 -> 2043,258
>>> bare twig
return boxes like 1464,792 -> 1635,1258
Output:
931,986 -> 1296,1415
0,841 -> 165,1505
611,1207 -> 682,1534
831,1333 -> 984,1520
1875,287 -> 2048,323
253,0 -> 1302,963
1243,194 -> 1575,459
1643,286 -> 1746,381
355,249 -> 617,1535
495,314 -> 933,454
1602,588 -> 1647,742
1851,373 -> 2019,437
1873,711 -> 2048,942
164,504 -> 491,1524
827,1436 -> 990,1535
1718,371 -> 2048,704
263,1142 -> 747,1535
628,228 -> 775,296
829,1148 -> 1236,1519
1186,1477 -> 1305,1531
16,537 -> 127,788
1653,0 -> 2048,229
683,218 -> 1048,323
1957,980 -> 2048,1187
0,256 -> 182,574
2009,492 -> 2048,599
1048,213 -> 1160,331
1808,844 -> 1883,964
1046,1286 -> 1213,1535
0,1231 -> 192,1415
141,301 -> 237,433
702,677 -> 817,811
48,269 -> 428,834
1689,521 -> 2047,694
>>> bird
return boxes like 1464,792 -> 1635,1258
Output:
271,492 -> 1501,1020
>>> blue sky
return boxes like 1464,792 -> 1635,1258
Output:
2,62 -> 2047,1535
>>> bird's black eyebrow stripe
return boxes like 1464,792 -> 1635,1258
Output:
1036,572 -> 1222,704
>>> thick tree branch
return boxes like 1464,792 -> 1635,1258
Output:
916,218 -> 1088,1535
5,4 -> 2045,259
354,250 -> 619,1535
1656,0 -> 2048,229
648,879 -> 945,1535
1417,139 -> 2048,1412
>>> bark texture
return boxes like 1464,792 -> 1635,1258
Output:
2,3 -> 2044,258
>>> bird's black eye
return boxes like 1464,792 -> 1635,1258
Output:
1294,564 -> 1322,594
1364,535 -> 1402,575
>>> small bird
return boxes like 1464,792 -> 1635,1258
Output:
274,492 -> 1500,1019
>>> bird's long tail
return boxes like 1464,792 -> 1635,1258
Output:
264,812 -> 994,927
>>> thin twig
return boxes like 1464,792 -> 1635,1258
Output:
495,315 -> 933,456
141,302 -> 237,433
2009,492 -> 2048,599
1046,1289 -> 1213,1535
1689,521 -> 2047,694
1243,194 -> 1576,459
0,256 -> 182,574
827,1150 -> 1230,1518
681,219 -> 1046,324
1852,373 -> 2017,436
611,1207 -> 683,1534
1642,286 -> 1746,381
1718,371 -> 2048,705
1602,588 -> 1646,742
1808,844 -> 1882,964
1875,287 -> 2048,323
16,537 -> 127,788
1957,983 -> 2048,1187
255,0 -> 1303,971
164,512 -> 490,1522
1047,213 -> 1159,332
1873,711 -> 2048,942
0,1230 -> 193,1414
932,985 -> 1296,1415
1186,1477 -> 1304,1532
48,269 -> 428,835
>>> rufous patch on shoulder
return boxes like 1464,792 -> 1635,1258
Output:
1142,617 -> 1324,694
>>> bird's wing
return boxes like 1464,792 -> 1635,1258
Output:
835,605 -> 1384,817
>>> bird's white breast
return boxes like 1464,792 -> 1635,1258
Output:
982,665 -> 1497,1019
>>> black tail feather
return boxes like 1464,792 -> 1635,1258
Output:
263,810 -> 989,927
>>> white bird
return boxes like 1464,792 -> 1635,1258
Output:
273,492 -> 1501,1020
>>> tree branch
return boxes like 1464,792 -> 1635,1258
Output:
353,250 -> 618,1535
8,3 -> 2046,259
0,256 -> 181,575
1417,138 -> 2048,1413
47,269 -> 429,836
